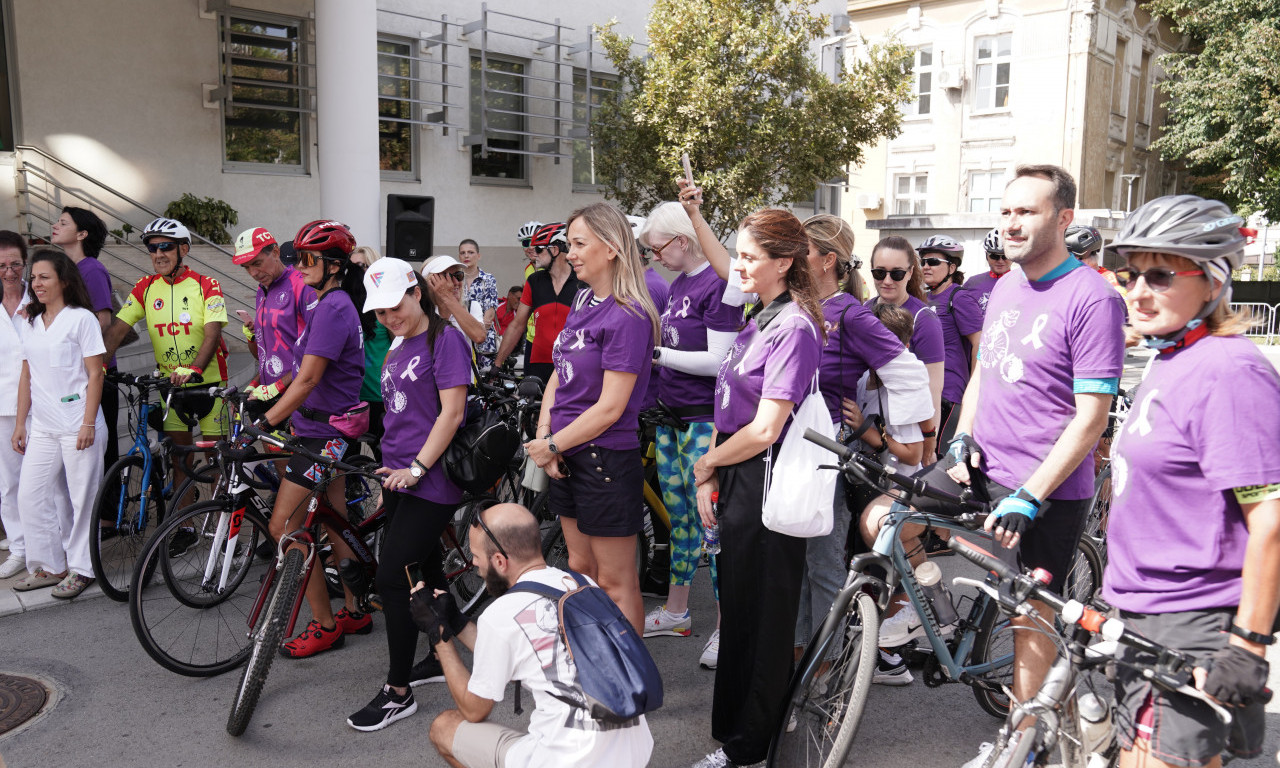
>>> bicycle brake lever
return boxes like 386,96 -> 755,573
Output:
952,576 -> 1002,602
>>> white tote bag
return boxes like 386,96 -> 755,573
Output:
761,374 -> 837,537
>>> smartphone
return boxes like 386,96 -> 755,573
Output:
405,562 -> 425,590
235,309 -> 252,323
681,152 -> 694,186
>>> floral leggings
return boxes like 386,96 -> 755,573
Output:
655,421 -> 719,600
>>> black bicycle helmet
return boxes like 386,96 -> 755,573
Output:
982,228 -> 1003,257
1064,225 -> 1102,257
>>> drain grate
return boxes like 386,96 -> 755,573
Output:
0,674 -> 49,736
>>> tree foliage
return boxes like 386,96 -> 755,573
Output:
594,0 -> 912,238
1148,0 -> 1280,216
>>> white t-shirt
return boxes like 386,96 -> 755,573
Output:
0,289 -> 31,416
856,372 -> 924,475
467,567 -> 654,768
20,306 -> 106,434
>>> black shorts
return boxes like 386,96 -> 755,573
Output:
283,435 -> 351,491
549,444 -> 644,537
1114,608 -> 1264,765
890,456 -> 1089,594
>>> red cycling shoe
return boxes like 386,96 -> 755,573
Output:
335,607 -> 373,635
280,620 -> 345,658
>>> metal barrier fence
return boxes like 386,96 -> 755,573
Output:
1231,302 -> 1278,344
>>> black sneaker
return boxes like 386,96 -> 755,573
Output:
407,654 -> 445,687
923,530 -> 953,556
346,685 -> 417,732
168,528 -> 199,558
873,648 -> 914,686
640,574 -> 670,599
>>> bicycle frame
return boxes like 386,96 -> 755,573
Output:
106,377 -> 176,532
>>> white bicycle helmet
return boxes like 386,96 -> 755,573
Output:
517,221 -> 542,245
982,228 -> 1004,257
142,217 -> 191,244
918,234 -> 965,265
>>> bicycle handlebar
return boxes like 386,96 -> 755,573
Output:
237,424 -> 365,474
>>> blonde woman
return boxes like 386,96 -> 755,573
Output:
524,203 -> 659,632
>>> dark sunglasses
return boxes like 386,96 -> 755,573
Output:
146,242 -> 181,254
521,238 -> 533,249
470,510 -> 509,559
870,268 -> 908,282
920,257 -> 948,267
1114,266 -> 1204,293
446,270 -> 465,283
987,253 -> 1008,261
294,250 -> 321,268
534,245 -> 554,255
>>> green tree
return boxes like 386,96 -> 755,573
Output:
1148,0 -> 1280,216
594,0 -> 912,238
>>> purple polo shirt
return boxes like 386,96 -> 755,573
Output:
659,264 -> 743,421
1103,335 -> 1280,613
930,283 -> 985,403
291,289 -> 365,439
550,292 -> 655,454
818,293 -> 904,423
78,256 -> 116,367
256,267 -> 317,386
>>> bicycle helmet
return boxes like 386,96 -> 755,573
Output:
1110,194 -> 1246,350
917,234 -> 965,265
626,215 -> 646,241
293,219 -> 356,260
983,227 -> 1004,257
1064,225 -> 1102,257
517,221 -> 543,246
141,217 -> 191,244
530,222 -> 568,253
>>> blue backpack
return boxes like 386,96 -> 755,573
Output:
509,572 -> 664,724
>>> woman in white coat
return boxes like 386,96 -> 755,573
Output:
0,231 -> 31,579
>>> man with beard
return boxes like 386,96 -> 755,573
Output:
417,503 -> 654,768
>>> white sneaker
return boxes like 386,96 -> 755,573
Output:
0,555 -> 25,580
878,602 -> 953,647
643,605 -> 692,637
691,748 -> 734,768
960,733 -> 1022,768
700,629 -> 720,669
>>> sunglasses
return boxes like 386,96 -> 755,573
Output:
446,270 -> 465,283
521,238 -> 533,249
649,234 -> 680,259
1114,266 -> 1204,293
294,250 -> 321,268
987,253 -> 1008,261
870,268 -> 908,282
146,242 -> 181,254
470,510 -> 509,559
920,257 -> 949,267
534,245 -> 556,255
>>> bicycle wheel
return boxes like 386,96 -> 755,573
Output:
227,546 -> 305,736
444,501 -> 489,614
970,597 -> 1016,718
540,516 -> 569,571
1064,535 -> 1103,607
769,591 -> 878,768
129,500 -> 273,677
91,454 -> 167,601
1085,465 -> 1111,564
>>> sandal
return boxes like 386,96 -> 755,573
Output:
13,568 -> 66,592
51,572 -> 95,599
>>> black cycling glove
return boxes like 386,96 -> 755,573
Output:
946,432 -> 982,467
1203,645 -> 1270,707
409,589 -> 469,646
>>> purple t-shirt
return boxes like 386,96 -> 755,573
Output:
77,256 -> 116,367
659,265 -> 743,421
291,290 -> 365,439
256,267 -> 317,386
930,283 -> 985,403
714,299 -> 822,439
550,292 -> 655,454
380,326 -> 473,504
641,267 -> 671,410
818,294 -> 903,423
972,263 -> 1126,500
865,294 -> 944,365
963,271 -> 1003,320
1103,335 -> 1280,614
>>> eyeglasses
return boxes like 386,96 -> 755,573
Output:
920,257 -> 948,267
534,245 -> 553,255
649,234 -> 680,259
1114,266 -> 1204,293
446,270 -> 465,283
520,238 -> 533,249
145,242 -> 181,254
0,263 -> 23,273
870,268 -> 908,282
987,253 -> 1008,261
470,510 -> 509,559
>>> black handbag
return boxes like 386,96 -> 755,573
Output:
440,355 -> 522,495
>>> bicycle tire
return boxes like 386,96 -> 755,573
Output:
1065,535 -> 1104,608
769,590 -> 878,768
540,516 -> 569,571
1085,465 -> 1111,564
444,501 -> 490,614
970,596 -> 1016,719
91,454 -> 167,601
129,499 -> 273,677
227,546 -> 305,736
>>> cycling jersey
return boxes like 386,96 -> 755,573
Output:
255,267 -> 317,385
117,267 -> 229,381
522,270 -> 582,365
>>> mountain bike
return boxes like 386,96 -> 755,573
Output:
768,430 -> 1019,768
949,537 -> 1245,768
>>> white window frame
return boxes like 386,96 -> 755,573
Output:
972,33 -> 1011,113
905,45 -> 933,117
967,169 -> 1006,213
892,173 -> 929,216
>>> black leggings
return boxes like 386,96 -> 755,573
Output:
374,492 -> 456,687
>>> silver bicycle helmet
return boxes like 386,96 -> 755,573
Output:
142,217 -> 191,244
982,228 -> 1003,257
1064,225 -> 1102,257
917,234 -> 965,263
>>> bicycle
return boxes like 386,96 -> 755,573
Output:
768,429 -> 1019,768
90,371 -> 221,601
948,536 -> 1240,768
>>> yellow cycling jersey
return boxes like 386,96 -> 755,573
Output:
117,267 -> 229,380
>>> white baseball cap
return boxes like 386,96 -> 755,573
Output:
422,254 -> 465,276
362,257 -> 420,312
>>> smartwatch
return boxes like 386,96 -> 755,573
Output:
652,348 -> 661,362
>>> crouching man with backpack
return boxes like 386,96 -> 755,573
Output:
416,502 -> 657,768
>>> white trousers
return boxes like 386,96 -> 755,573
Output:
18,425 -> 104,577
0,415 -> 27,559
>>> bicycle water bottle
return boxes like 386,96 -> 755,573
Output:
914,560 -> 959,626
1076,690 -> 1113,760
703,492 -> 721,556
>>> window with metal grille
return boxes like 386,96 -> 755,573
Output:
378,38 -> 415,177
470,55 -> 526,182
572,70 -> 618,188
220,12 -> 309,171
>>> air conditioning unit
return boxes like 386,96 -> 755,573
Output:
855,193 -> 882,210
937,65 -> 964,91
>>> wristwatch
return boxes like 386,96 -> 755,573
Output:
409,460 -> 425,479
652,348 -> 661,362
547,434 -> 560,455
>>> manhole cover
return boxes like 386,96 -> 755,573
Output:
0,674 -> 49,736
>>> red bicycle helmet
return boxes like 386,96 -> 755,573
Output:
293,219 -> 356,258
530,221 -> 568,251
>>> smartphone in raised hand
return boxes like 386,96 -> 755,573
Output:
682,152 -> 694,186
